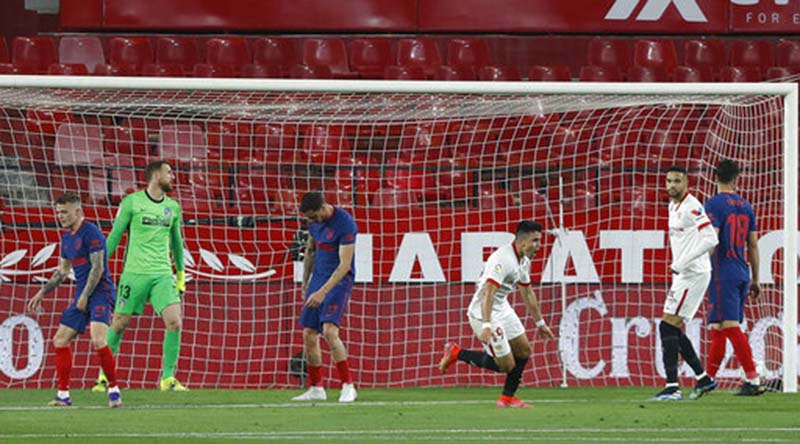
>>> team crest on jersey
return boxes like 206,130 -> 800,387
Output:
494,264 -> 503,274
325,229 -> 334,240
73,239 -> 82,250
691,207 -> 703,216
164,208 -> 173,217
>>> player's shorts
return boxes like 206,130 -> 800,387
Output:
299,275 -> 353,332
59,294 -> 114,333
115,272 -> 180,316
707,276 -> 749,323
468,305 -> 525,358
663,271 -> 711,320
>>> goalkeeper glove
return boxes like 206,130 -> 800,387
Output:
176,271 -> 186,295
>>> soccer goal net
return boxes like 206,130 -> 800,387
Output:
0,77 -> 796,392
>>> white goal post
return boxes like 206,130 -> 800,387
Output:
0,76 -> 796,392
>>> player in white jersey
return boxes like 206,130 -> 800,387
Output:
652,166 -> 719,401
438,221 -> 555,408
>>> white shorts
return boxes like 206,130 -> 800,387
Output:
663,271 -> 711,320
468,305 -> 525,358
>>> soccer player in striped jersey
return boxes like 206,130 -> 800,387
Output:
292,192 -> 358,403
93,160 -> 188,392
704,159 -> 765,396
26,193 -> 121,407
653,166 -> 719,401
438,221 -> 555,408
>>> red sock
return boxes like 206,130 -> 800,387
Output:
308,364 -> 323,387
95,346 -> 118,388
335,360 -> 352,384
53,345 -> 72,391
707,329 -> 726,378
723,327 -> 757,380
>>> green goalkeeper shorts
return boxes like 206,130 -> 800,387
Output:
115,273 -> 180,316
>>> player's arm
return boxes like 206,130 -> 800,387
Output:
301,235 -> 315,295
106,195 -> 133,258
305,242 -> 355,308
519,285 -> 555,340
26,258 -> 71,314
747,231 -> 761,299
479,281 -> 499,343
75,250 -> 105,312
170,205 -> 186,294
671,219 -> 719,274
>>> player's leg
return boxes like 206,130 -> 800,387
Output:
653,279 -> 687,400
318,281 -> 357,402
90,321 -> 122,407
706,274 -> 727,380
499,328 -> 533,409
721,280 -> 764,395
151,274 -> 187,391
49,304 -> 85,406
292,304 -> 327,401
94,274 -> 142,391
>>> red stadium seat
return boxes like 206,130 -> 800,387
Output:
579,65 -> 622,81
446,38 -> 491,70
370,186 -> 421,208
240,64 -> 283,78
0,37 -> 7,63
206,37 -> 250,70
633,39 -> 677,74
12,36 -> 57,74
47,63 -> 89,75
397,122 -> 449,162
109,37 -> 153,73
54,123 -> 104,166
58,36 -> 105,72
349,38 -> 392,79
683,39 -> 726,73
765,66 -> 799,80
252,123 -> 299,164
719,65 -> 763,82
104,125 -> 149,166
627,66 -> 670,82
252,37 -> 297,74
433,65 -> 476,81
0,63 -> 18,74
302,38 -> 354,78
477,184 -> 514,210
158,124 -> 207,164
586,37 -> 631,72
87,169 -> 110,206
156,36 -> 199,72
383,65 -> 426,80
776,39 -> 800,68
92,63 -> 139,76
396,38 -> 441,78
730,40 -> 774,72
142,63 -> 185,77
299,124 -> 352,164
673,65 -> 713,82
528,65 -> 572,81
192,63 -> 238,78
478,65 -> 521,81
289,64 -> 332,79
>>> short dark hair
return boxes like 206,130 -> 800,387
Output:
715,159 -> 739,184
300,191 -> 325,213
145,160 -> 170,182
54,193 -> 81,206
666,165 -> 687,176
515,220 -> 543,238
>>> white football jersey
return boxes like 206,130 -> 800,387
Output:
668,193 -> 713,274
467,243 -> 531,319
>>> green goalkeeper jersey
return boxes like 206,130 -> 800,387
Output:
107,190 -> 185,275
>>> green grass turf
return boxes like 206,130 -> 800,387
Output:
0,387 -> 797,443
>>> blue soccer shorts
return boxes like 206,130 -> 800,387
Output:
707,276 -> 748,323
299,276 -> 353,332
59,295 -> 114,333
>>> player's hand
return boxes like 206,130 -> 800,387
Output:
305,289 -> 326,308
76,295 -> 88,312
670,267 -> 679,275
176,271 -> 186,295
749,281 -> 761,299
26,292 -> 44,314
478,327 -> 492,343
538,324 -> 555,340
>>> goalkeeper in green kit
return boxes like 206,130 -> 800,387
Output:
92,160 -> 189,392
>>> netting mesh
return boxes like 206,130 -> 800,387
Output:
0,86 -> 791,390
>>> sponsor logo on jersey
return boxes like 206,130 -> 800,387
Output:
142,216 -> 172,227
164,207 -> 173,217
691,208 -> 702,216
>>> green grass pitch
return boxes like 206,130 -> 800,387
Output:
0,387 -> 798,443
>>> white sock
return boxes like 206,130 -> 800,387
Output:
747,377 -> 761,385
57,390 -> 70,399
108,386 -> 121,394
696,372 -> 707,380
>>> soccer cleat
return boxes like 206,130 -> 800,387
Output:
159,376 -> 189,392
496,395 -> 532,408
338,383 -> 357,403
735,381 -> 766,396
91,374 -> 109,393
47,396 -> 72,407
438,341 -> 461,374
689,377 -> 718,400
650,387 -> 683,401
108,391 -> 123,408
292,386 -> 327,401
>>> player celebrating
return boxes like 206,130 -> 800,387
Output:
704,159 -> 765,396
439,220 -> 555,408
652,166 -> 719,401
98,160 -> 188,391
292,192 -> 358,403
26,193 -> 122,408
